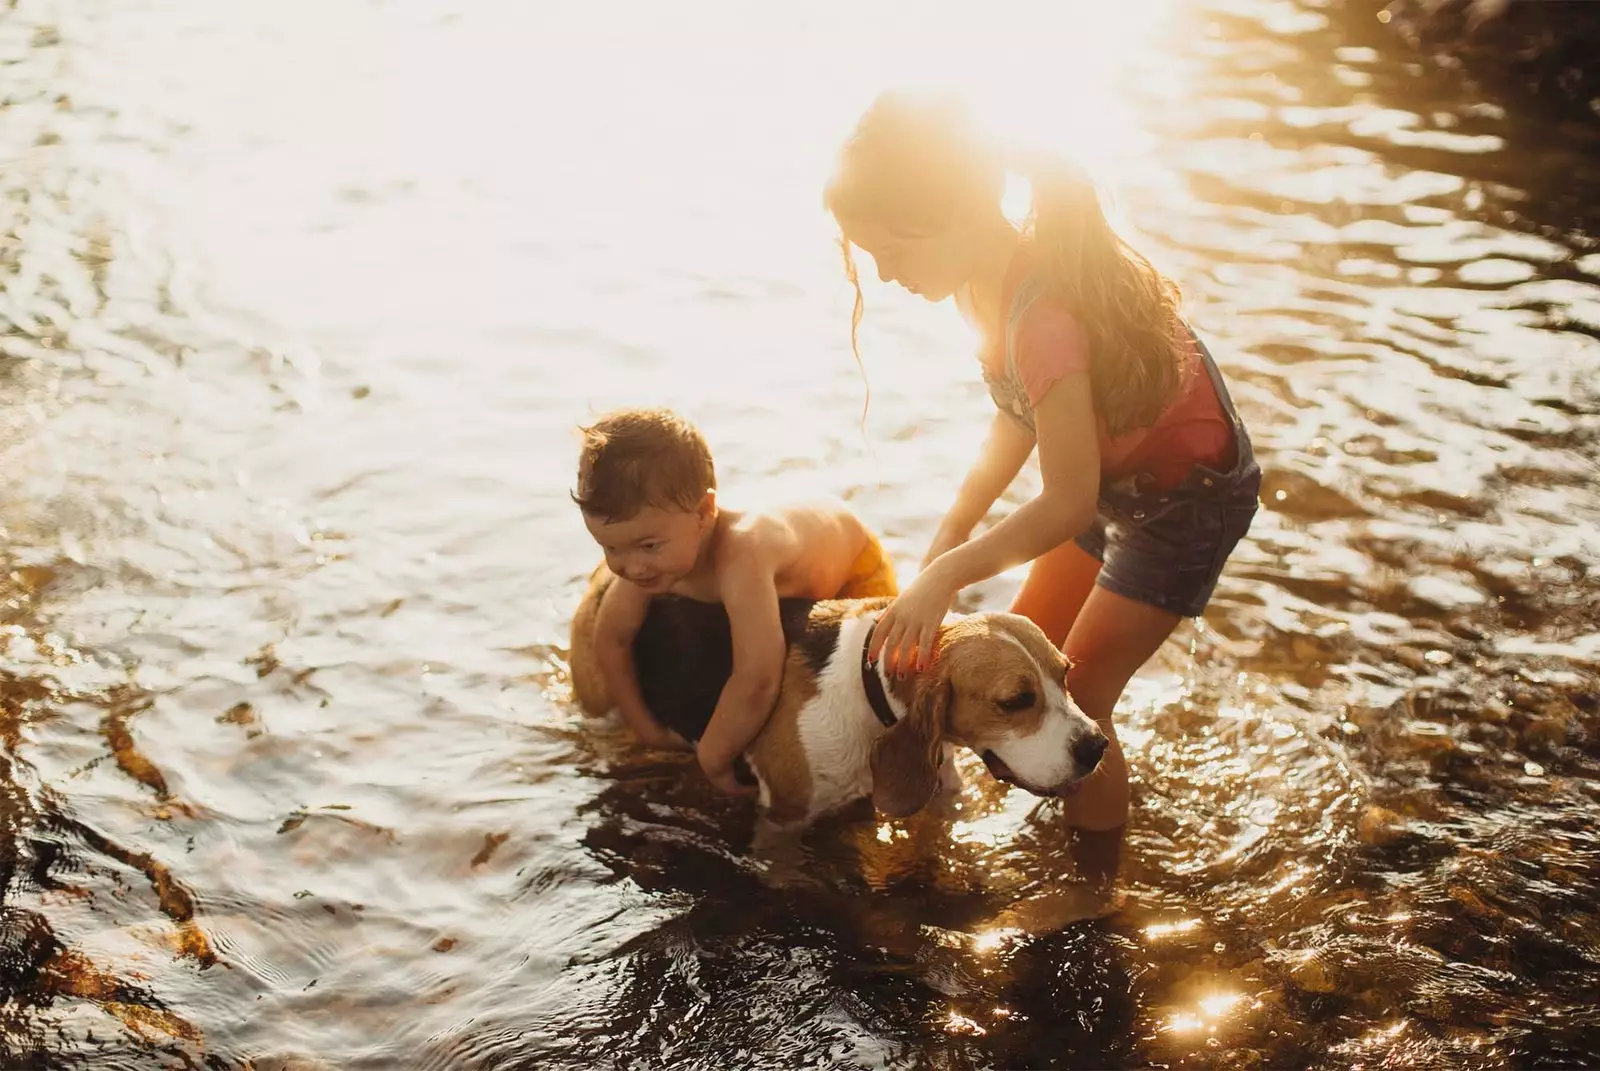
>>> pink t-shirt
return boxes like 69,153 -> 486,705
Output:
980,257 -> 1235,491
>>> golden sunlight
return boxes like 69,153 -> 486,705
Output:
970,927 -> 1025,954
1198,992 -> 1245,1019
944,1010 -> 988,1037
13,0 -> 1598,1066
835,0 -> 1184,326
1164,991 -> 1245,1037
871,0 -> 1178,178
948,803 -> 1033,847
1165,1013 -> 1207,1034
1266,865 -> 1307,897
1143,918 -> 1203,940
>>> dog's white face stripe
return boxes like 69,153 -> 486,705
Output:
971,631 -> 1100,791
987,690 -> 1083,787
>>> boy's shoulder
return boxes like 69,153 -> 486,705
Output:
710,509 -> 782,565
745,495 -> 860,526
726,499 -> 860,544
713,499 -> 864,573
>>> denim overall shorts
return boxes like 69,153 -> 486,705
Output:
984,280 -> 1261,618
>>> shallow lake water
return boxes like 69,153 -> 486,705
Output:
1,1 -> 1597,1067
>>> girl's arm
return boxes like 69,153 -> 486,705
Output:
924,410 -> 1038,566
868,374 -> 1101,672
932,374 -> 1100,587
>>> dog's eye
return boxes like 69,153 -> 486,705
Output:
997,690 -> 1036,713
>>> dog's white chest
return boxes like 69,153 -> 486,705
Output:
793,616 -> 885,819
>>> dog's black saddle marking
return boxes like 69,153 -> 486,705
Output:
633,595 -> 812,744
631,594 -> 895,745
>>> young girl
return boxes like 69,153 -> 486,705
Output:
825,92 -> 1261,832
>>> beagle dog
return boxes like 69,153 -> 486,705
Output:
569,571 -> 1109,826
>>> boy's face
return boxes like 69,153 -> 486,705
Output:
583,493 -> 714,593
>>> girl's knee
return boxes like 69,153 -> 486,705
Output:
1063,734 -> 1129,831
1065,665 -> 1140,723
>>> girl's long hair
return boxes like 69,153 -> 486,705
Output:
825,92 -> 1186,436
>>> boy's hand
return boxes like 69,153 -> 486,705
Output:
638,724 -> 692,752
697,742 -> 758,797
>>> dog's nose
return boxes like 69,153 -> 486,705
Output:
1073,732 -> 1109,772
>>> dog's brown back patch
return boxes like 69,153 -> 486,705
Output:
568,563 -> 615,715
793,597 -> 889,677
749,645 -> 820,823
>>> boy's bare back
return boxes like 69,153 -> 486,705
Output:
672,500 -> 882,604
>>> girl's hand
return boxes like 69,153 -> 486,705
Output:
921,523 -> 972,571
868,560 -> 960,676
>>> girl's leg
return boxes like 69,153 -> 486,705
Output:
1059,587 -> 1182,831
1008,539 -> 1102,646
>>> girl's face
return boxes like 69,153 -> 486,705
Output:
838,212 -> 979,304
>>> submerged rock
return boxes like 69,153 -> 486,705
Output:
1357,804 -> 1409,846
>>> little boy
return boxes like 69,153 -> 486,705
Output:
571,407 -> 897,795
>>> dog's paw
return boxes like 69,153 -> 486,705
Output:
936,748 -> 964,795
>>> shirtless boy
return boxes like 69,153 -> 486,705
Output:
569,407 -> 897,794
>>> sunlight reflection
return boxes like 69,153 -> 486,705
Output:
1266,865 -> 1306,897
1144,918 -> 1202,940
948,796 -> 1033,846
944,1010 -> 987,1037
970,927 -> 1024,955
1164,991 -> 1245,1037
1342,1019 -> 1413,1053
1198,992 -> 1244,1019
1114,673 -> 1187,755
921,926 -> 968,951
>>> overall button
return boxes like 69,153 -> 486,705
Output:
1202,477 -> 1215,488
1133,509 -> 1146,520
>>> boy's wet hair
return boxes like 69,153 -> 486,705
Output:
572,408 -> 716,523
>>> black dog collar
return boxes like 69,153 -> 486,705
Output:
860,618 -> 898,728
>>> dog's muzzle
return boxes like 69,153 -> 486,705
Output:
981,729 -> 1108,797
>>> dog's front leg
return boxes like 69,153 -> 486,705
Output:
936,744 -> 964,796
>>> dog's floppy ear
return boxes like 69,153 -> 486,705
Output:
870,677 -> 950,818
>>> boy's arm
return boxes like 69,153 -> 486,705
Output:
696,552 -> 786,796
593,579 -> 689,751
